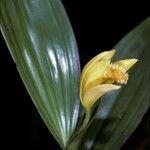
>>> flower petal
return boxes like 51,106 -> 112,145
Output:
80,50 -> 116,100
114,59 -> 138,71
81,49 -> 116,78
83,60 -> 110,87
82,84 -> 121,108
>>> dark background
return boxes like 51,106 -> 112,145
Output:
0,0 -> 149,150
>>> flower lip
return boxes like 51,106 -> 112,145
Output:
103,63 -> 129,84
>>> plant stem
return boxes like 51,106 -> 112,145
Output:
78,109 -> 91,134
66,109 -> 92,150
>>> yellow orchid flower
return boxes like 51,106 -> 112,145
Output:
80,49 -> 138,109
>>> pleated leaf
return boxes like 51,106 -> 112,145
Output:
81,18 -> 150,149
0,0 -> 80,148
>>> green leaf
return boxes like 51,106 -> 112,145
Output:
81,18 -> 150,149
0,0 -> 80,148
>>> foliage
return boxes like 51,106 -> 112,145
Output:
1,0 -> 149,149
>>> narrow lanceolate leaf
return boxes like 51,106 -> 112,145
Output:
81,18 -> 150,149
0,0 -> 80,148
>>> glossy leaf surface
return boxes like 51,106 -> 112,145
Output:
0,0 -> 80,148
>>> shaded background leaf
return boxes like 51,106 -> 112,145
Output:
0,0 -> 80,148
81,18 -> 150,150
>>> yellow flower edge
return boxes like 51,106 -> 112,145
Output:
80,49 -> 138,109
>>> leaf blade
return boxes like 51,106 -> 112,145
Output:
0,0 -> 80,147
81,18 -> 150,150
